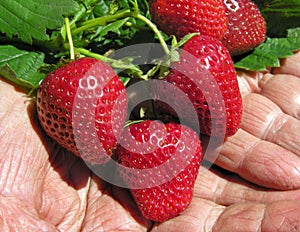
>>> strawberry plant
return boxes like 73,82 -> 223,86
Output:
0,0 -> 300,223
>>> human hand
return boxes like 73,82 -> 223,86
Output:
0,52 -> 299,231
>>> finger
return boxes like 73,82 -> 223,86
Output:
0,77 -> 28,112
241,93 -> 300,156
236,70 -> 265,96
151,199 -> 225,232
261,200 -> 300,232
272,50 -> 300,78
259,74 -> 300,119
214,128 -> 300,190
212,201 -> 300,232
194,166 -> 300,206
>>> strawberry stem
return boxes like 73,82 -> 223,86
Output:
74,47 -> 146,80
64,17 -> 75,60
124,21 -> 150,31
70,6 -> 170,56
71,9 -> 132,35
135,13 -> 170,55
124,119 -> 145,128
74,47 -> 115,63
130,0 -> 170,55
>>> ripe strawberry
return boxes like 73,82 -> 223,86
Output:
36,57 -> 127,164
115,120 -> 203,222
149,0 -> 227,40
155,35 -> 242,138
221,0 -> 266,56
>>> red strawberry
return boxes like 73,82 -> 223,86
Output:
36,57 -> 127,164
155,35 -> 242,138
149,0 -> 227,40
221,0 -> 266,56
115,120 -> 203,222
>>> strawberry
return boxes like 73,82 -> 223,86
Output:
221,0 -> 266,56
155,35 -> 242,138
115,120 -> 203,222
149,0 -> 227,40
36,57 -> 127,164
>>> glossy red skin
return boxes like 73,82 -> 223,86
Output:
37,57 -> 127,164
221,0 -> 266,56
156,35 -> 243,138
115,120 -> 203,222
149,0 -> 228,39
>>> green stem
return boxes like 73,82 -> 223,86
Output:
74,47 -> 146,80
71,7 -> 170,56
72,9 -> 132,35
125,21 -> 150,31
74,47 -> 115,63
135,13 -> 170,55
65,18 -> 75,60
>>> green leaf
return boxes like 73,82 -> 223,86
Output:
0,0 -> 78,44
111,56 -> 143,78
172,32 -> 199,50
98,17 -> 130,37
0,45 -> 46,89
287,27 -> 300,44
260,0 -> 300,16
254,0 -> 300,37
93,0 -> 111,17
234,27 -> 300,71
119,76 -> 131,86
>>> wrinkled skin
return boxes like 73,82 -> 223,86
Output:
1,51 -> 300,231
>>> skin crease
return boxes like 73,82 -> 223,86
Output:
0,51 -> 300,231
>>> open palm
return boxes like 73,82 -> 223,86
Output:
0,52 -> 300,231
